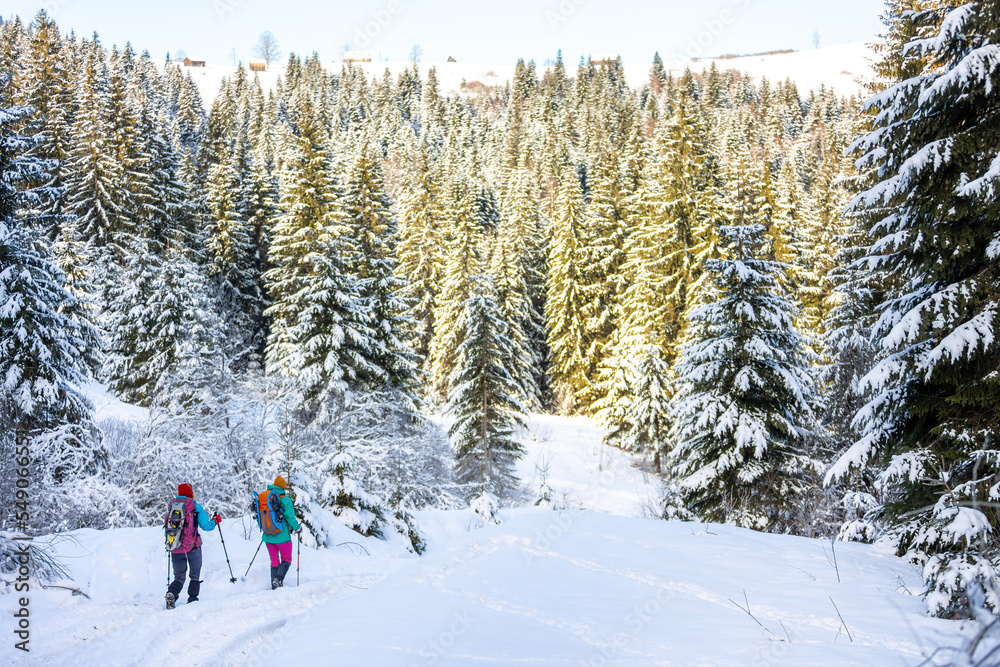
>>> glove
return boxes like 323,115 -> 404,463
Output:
212,513 -> 222,525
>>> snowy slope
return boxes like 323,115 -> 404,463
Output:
81,382 -> 149,424
1,414 -> 971,666
168,63 -> 283,108
259,511 -> 953,666
648,43 -> 876,97
517,414 -> 661,516
182,42 -> 877,103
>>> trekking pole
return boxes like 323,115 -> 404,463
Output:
296,532 -> 301,587
216,521 -> 238,584
242,539 -> 263,581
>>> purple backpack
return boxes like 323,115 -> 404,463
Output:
164,497 -> 202,554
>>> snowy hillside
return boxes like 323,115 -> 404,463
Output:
272,512 -> 952,666
0,413 -> 972,667
181,42 -> 877,102
651,43 -> 877,97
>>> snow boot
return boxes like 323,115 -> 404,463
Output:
165,592 -> 176,610
187,579 -> 201,603
277,561 -> 291,586
270,566 -> 281,590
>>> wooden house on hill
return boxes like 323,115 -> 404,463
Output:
343,50 -> 372,63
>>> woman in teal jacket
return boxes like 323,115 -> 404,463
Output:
263,475 -> 301,589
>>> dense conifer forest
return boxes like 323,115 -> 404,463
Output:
2,1 -> 998,617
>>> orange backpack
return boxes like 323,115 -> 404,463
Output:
256,489 -> 284,535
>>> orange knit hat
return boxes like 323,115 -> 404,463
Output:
273,475 -> 287,490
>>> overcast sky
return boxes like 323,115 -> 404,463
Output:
4,0 -> 887,66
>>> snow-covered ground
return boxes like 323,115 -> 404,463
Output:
2,396 -> 974,666
180,42 -> 877,103
80,382 -> 149,424
273,512 -> 955,666
517,414 -> 661,516
652,43 -> 876,97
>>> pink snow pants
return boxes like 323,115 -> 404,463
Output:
267,541 -> 292,567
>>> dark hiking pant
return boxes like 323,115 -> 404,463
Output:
168,546 -> 203,602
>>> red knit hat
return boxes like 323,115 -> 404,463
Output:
177,483 -> 194,499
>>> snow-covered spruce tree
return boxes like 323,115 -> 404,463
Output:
826,1 -> 1000,618
101,235 -> 159,403
131,91 -> 198,254
448,277 -> 527,498
339,143 -> 417,394
591,345 -> 635,452
487,212 -> 538,406
19,10 -> 73,235
104,237 -> 219,407
396,135 -> 445,370
489,162 -> 545,411
621,76 -> 716,367
794,129 -> 852,349
471,491 -> 503,527
64,38 -> 125,271
205,159 -> 265,368
240,87 -> 280,363
0,79 -> 115,533
625,344 -> 673,472
577,147 -> 626,408
318,435 -> 387,539
503,161 -> 550,410
870,0 -> 947,90
655,481 -> 696,523
822,217 -> 881,543
667,223 -> 822,532
264,91 -> 370,407
306,390 -> 443,552
172,71 -> 205,166
104,47 -> 145,232
428,175 -> 482,401
545,168 -> 589,413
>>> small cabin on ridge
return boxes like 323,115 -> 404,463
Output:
343,50 -> 372,63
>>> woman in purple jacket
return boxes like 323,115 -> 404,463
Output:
164,483 -> 220,609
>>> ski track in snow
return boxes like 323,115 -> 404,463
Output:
2,414 -> 970,666
14,528 -> 393,667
